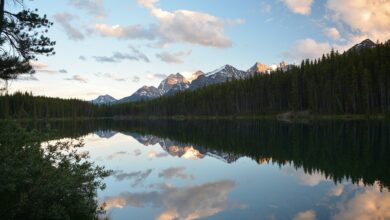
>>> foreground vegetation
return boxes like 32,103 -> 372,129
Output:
2,43 -> 390,119
0,121 -> 110,219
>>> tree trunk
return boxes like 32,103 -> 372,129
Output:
0,0 -> 4,33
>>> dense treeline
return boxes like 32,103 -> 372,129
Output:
1,43 -> 390,118
110,42 -> 390,116
0,92 -> 109,118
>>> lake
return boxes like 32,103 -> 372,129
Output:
14,120 -> 390,219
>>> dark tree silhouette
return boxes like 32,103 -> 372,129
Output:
0,0 -> 55,90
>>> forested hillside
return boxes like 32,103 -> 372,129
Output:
0,92 -> 107,118
109,42 -> 390,116
1,42 -> 390,119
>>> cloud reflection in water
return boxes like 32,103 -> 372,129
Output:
102,180 -> 236,220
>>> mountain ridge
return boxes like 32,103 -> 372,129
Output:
92,39 -> 380,105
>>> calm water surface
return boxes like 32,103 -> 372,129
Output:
33,120 -> 390,219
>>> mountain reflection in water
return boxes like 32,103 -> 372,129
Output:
10,119 -> 390,219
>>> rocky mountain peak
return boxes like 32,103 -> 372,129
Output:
350,39 -> 376,51
158,73 -> 189,93
247,62 -> 270,75
91,94 -> 117,105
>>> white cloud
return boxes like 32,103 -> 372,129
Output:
326,0 -> 390,42
112,169 -> 153,187
283,0 -> 313,15
156,49 -> 192,63
333,184 -> 390,220
94,72 -> 126,81
30,61 -> 47,69
65,75 -> 88,83
30,61 -> 58,74
93,49 -> 150,63
106,151 -> 128,160
68,0 -> 106,18
148,150 -> 169,158
144,2 -> 233,48
282,166 -> 329,186
283,38 -> 331,62
293,210 -> 316,220
53,13 -> 85,41
93,24 -> 156,40
328,184 -> 344,197
158,167 -> 194,180
147,73 -> 168,80
323,27 -> 341,40
94,0 -> 238,48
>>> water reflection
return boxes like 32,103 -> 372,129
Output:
112,169 -> 153,187
86,120 -> 390,189
103,180 -> 236,220
7,119 -> 390,219
333,183 -> 390,220
120,131 -> 240,163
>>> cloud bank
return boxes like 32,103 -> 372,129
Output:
93,0 -> 240,48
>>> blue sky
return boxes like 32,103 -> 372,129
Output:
8,0 -> 390,99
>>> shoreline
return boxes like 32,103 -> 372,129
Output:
0,113 -> 388,122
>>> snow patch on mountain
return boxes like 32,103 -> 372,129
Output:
91,95 -> 117,105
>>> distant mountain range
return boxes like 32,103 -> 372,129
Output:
91,39 -> 379,105
92,62 -> 291,104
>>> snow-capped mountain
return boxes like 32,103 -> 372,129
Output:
165,82 -> 190,96
205,64 -> 247,79
91,95 -> 117,105
349,39 -> 376,51
117,86 -> 162,103
158,73 -> 189,94
247,62 -> 271,75
190,64 -> 247,90
116,72 -> 201,103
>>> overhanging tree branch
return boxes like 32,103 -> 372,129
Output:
0,0 -> 55,88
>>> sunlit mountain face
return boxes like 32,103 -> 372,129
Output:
5,119 -> 390,220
